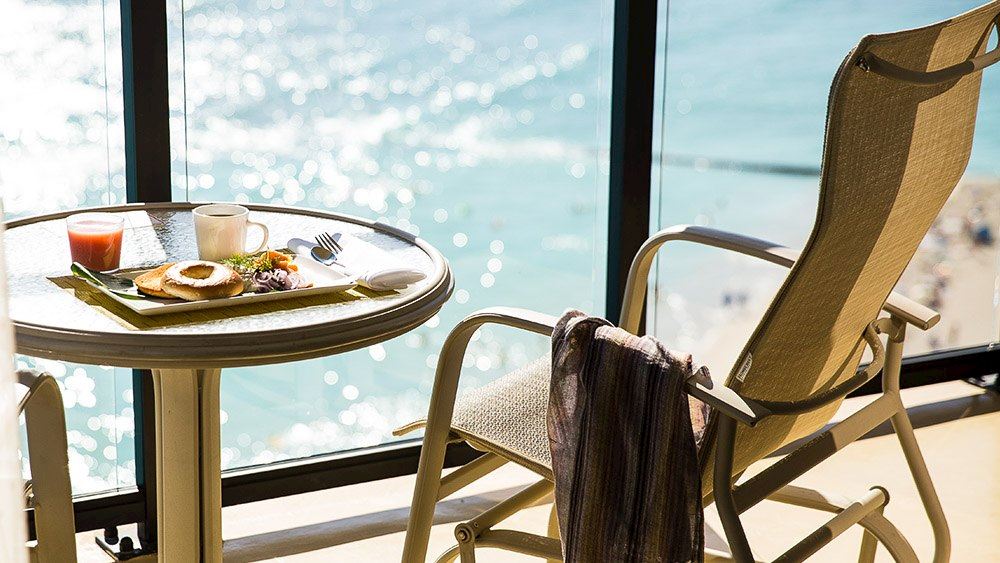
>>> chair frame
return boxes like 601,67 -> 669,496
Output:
402,224 -> 950,563
17,369 -> 77,563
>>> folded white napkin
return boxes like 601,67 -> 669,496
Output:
286,236 -> 426,291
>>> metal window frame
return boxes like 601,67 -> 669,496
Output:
22,0 -> 998,540
120,0 -> 172,552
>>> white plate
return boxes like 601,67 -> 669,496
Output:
96,258 -> 358,316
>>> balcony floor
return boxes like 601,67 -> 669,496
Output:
76,381 -> 999,562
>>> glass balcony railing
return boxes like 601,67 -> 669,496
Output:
651,0 -> 1000,375
2,0 -> 136,497
164,0 -> 613,470
2,0 -> 996,507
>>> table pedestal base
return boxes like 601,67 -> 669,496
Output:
152,368 -> 223,563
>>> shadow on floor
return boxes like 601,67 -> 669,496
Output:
223,486 -> 552,562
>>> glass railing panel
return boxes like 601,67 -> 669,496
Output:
167,0 -> 612,468
652,0 -> 999,375
650,167 -> 817,375
2,0 -> 134,496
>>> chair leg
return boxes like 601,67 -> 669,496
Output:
402,421 -> 451,562
882,317 -> 950,563
890,409 -> 950,563
546,503 -> 561,563
713,417 -> 754,563
403,321 -> 484,562
857,505 -> 882,563
456,523 -> 477,563
458,541 -> 476,562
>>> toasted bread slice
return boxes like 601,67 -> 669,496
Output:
134,263 -> 176,298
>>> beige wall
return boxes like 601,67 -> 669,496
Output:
0,203 -> 28,561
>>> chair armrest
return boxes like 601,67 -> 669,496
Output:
421,306 -> 558,429
684,318 -> 889,427
620,225 -> 797,333
427,307 -> 558,396
620,224 -> 940,333
16,368 -> 43,388
454,307 -> 559,339
883,293 -> 940,331
686,370 -> 770,427
15,369 -> 55,415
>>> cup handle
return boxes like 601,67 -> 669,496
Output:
246,221 -> 269,253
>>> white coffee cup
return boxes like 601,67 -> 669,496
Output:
193,203 -> 269,261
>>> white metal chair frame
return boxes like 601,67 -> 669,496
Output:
402,224 -> 949,563
17,369 -> 77,563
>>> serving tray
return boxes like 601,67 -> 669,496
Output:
93,258 -> 358,316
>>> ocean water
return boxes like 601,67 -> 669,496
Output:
164,0 -> 612,475
2,0 -> 997,494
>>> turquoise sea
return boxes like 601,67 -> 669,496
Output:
2,0 -> 997,493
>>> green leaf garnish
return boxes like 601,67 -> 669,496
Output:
222,252 -> 275,274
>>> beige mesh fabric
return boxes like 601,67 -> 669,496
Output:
700,1 -> 1000,495
394,357 -> 553,479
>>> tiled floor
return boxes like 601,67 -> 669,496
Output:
77,381 -> 1000,562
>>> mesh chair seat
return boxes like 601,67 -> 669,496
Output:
396,357 -> 554,479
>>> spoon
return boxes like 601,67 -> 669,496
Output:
309,245 -> 346,268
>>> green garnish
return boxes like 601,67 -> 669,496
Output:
222,252 -> 275,274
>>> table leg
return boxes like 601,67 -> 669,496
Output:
151,368 -> 223,563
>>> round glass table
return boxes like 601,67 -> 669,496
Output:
4,202 -> 453,562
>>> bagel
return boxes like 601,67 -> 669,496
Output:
161,260 -> 244,301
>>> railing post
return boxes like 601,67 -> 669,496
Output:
605,0 -> 658,326
120,0 -> 172,204
119,0 -> 172,555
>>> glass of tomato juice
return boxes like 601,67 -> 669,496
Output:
66,212 -> 125,272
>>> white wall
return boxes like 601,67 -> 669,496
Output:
0,202 -> 28,561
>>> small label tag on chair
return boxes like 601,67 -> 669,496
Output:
736,353 -> 752,382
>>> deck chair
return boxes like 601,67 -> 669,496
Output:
398,3 -> 1000,561
17,369 -> 77,563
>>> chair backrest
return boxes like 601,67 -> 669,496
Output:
701,1 -> 1000,488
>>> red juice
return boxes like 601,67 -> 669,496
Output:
66,214 -> 124,271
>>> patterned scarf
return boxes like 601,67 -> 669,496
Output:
548,310 -> 710,562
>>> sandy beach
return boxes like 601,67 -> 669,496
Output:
685,176 -> 999,377
896,176 -> 999,354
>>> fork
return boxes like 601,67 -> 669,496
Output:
317,232 -> 344,254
